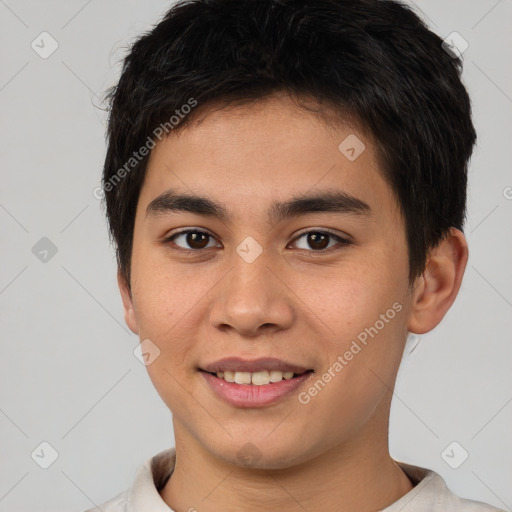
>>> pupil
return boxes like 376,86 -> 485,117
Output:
308,233 -> 328,250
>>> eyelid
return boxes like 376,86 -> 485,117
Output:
291,227 -> 352,242
164,227 -> 217,238
161,228 -> 222,250
288,228 -> 353,251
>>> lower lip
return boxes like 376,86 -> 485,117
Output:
201,371 -> 313,408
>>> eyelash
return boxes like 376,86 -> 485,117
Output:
162,228 -> 352,254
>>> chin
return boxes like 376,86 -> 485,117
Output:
202,432 -> 317,471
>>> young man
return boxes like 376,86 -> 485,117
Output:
89,0 -> 503,510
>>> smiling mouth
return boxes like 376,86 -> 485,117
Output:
201,369 -> 314,386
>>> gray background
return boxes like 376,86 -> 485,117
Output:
0,0 -> 511,510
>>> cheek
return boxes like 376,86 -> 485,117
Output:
131,241 -> 192,331
130,266 -> 202,412
296,300 -> 407,443
301,257 -> 409,391
129,246 -> 226,385
129,253 -> 195,364
304,253 -> 405,337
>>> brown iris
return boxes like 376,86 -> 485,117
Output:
186,232 -> 210,249
306,232 -> 330,250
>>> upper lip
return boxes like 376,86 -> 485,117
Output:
201,357 -> 312,374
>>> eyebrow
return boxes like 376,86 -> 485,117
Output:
146,188 -> 371,224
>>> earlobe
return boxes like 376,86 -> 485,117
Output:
407,228 -> 468,335
117,271 -> 140,335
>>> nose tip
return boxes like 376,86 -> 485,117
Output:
209,255 -> 295,337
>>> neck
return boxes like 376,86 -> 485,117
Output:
160,418 -> 413,512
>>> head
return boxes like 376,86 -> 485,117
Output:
102,0 -> 475,468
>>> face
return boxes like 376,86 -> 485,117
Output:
121,93 -> 416,469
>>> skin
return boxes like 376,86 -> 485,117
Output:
119,93 -> 468,511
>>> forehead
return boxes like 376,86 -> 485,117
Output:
138,94 -> 398,224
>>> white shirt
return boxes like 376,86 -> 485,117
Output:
85,449 -> 504,512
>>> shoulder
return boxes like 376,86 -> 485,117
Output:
441,493 -> 506,511
384,463 -> 506,512
437,487 -> 506,512
81,448 -> 176,512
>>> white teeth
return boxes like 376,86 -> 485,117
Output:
234,371 -> 252,384
269,370 -> 283,382
214,369 -> 303,385
251,371 -> 270,386
223,371 -> 235,382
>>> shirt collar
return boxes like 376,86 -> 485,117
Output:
124,449 -> 441,512
126,449 -> 176,512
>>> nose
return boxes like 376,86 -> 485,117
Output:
208,248 -> 295,338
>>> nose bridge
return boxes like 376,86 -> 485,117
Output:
210,242 -> 293,335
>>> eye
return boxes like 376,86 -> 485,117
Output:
163,229 -> 220,251
290,230 -> 352,252
163,228 -> 351,253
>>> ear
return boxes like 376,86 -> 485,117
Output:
408,228 -> 468,334
117,270 -> 139,335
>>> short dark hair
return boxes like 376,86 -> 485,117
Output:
102,0 -> 476,286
